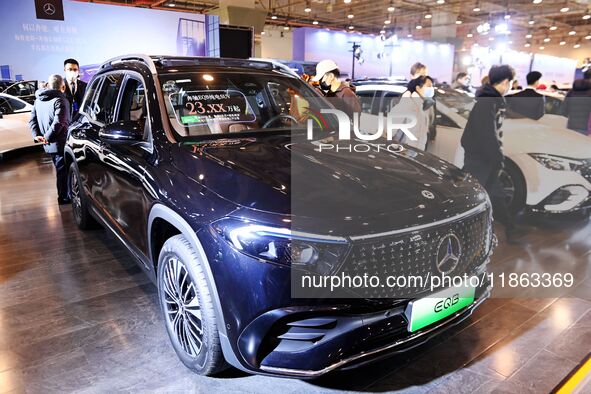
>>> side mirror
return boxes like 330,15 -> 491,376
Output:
99,120 -> 143,142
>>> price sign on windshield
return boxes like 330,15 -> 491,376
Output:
172,90 -> 256,126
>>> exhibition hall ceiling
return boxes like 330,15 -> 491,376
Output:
75,0 -> 591,48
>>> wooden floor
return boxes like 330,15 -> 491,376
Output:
0,151 -> 590,394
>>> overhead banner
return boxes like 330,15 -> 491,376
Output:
0,0 -> 219,81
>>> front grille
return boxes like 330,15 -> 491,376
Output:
342,206 -> 491,298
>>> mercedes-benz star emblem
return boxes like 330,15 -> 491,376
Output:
43,3 -> 56,15
435,233 -> 462,274
422,190 -> 435,199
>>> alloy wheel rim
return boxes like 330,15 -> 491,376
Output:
499,169 -> 515,206
162,256 -> 204,357
70,172 -> 82,221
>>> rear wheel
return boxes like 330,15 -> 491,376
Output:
68,162 -> 97,230
499,160 -> 527,215
157,234 -> 227,376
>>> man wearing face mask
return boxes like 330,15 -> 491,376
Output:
452,72 -> 471,92
311,60 -> 360,116
63,58 -> 87,119
461,65 -> 525,242
29,74 -> 71,205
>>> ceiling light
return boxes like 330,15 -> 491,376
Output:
549,25 -> 557,31
425,13 -> 432,19
525,42 -> 531,47
347,12 -> 354,19
260,31 -> 266,36
168,2 -> 175,7
344,0 -> 352,3
532,0 -> 542,4
528,19 -> 535,25
586,35 -> 591,40
384,19 -> 391,24
312,20 -> 319,25
504,14 -> 511,20
560,40 -> 566,45
525,33 -> 532,38
569,30 -> 576,35
489,36 -> 494,41
467,33 -> 473,37
473,5 -> 481,12
560,7 -> 569,13
437,0 -> 445,3
380,29 -> 386,34
456,19 -> 463,25
284,25 -> 290,31
407,33 -> 413,37
543,37 -> 551,42
388,5 -> 395,12
416,24 -> 423,29
574,43 -> 581,48
348,25 -> 355,30
271,12 -> 278,20
203,74 -> 214,81
305,7 -> 312,13
583,14 -> 591,20
539,46 -> 545,49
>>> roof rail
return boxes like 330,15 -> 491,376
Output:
99,54 -> 157,74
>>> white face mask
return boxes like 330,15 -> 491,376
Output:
422,86 -> 435,98
65,70 -> 79,82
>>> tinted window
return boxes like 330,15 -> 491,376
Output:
380,91 -> 402,113
118,77 -> 146,123
81,77 -> 102,120
0,96 -> 26,114
94,73 -> 124,124
357,91 -> 376,115
6,81 -> 36,97
435,109 -> 460,128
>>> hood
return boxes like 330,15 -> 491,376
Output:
35,88 -> 64,101
475,84 -> 503,99
572,78 -> 591,92
503,117 -> 591,159
170,133 -> 488,236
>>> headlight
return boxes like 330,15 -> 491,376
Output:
212,218 -> 349,274
529,153 -> 584,172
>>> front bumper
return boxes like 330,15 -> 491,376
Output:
235,276 -> 491,378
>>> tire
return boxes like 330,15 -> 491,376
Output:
68,162 -> 97,230
157,234 -> 227,376
499,160 -> 527,215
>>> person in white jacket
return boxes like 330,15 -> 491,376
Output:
391,76 -> 434,150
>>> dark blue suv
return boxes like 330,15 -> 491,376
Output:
65,55 -> 494,378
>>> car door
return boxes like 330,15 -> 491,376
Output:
426,106 -> 465,168
95,72 -> 156,258
358,89 -> 384,136
0,95 -> 33,153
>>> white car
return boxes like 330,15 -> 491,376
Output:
356,83 -> 591,214
0,93 -> 35,156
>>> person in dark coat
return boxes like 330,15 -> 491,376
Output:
29,74 -> 71,204
461,65 -> 525,241
507,71 -> 545,120
563,69 -> 591,134
63,58 -> 87,119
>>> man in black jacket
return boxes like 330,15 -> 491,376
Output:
563,69 -> 591,134
29,74 -> 71,204
507,71 -> 545,120
461,65 -> 525,241
63,58 -> 87,119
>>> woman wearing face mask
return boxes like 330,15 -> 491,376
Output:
63,58 -> 87,119
390,75 -> 434,151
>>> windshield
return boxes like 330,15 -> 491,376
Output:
435,89 -> 475,120
159,71 -> 330,139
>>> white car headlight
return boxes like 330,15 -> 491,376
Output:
529,153 -> 584,172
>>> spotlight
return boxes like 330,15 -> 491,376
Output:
425,13 -> 432,19
560,40 -> 566,45
416,24 -> 423,30
532,0 -> 542,4
569,30 -> 576,35
583,14 -> 591,20
284,25 -> 290,31
348,12 -> 354,19
384,19 -> 391,24
349,25 -> 355,30
312,20 -> 319,25
437,0 -> 445,4
344,0 -> 352,3
574,43 -> 581,48
549,25 -> 557,31
304,1 -> 311,13
528,18 -> 535,25
456,19 -> 463,25
525,33 -> 532,38
586,35 -> 591,40
560,7 -> 569,13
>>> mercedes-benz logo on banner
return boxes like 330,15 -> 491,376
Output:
435,233 -> 462,274
43,3 -> 56,15
35,0 -> 64,21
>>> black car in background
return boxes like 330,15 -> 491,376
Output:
65,55 -> 494,377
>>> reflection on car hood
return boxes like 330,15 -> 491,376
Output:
171,133 -> 488,234
503,117 -> 591,159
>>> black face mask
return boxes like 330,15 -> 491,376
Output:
319,76 -> 331,91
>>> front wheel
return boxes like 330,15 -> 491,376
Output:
68,162 -> 97,230
499,160 -> 527,215
157,234 -> 227,376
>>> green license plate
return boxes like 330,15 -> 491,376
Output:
405,285 -> 476,332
